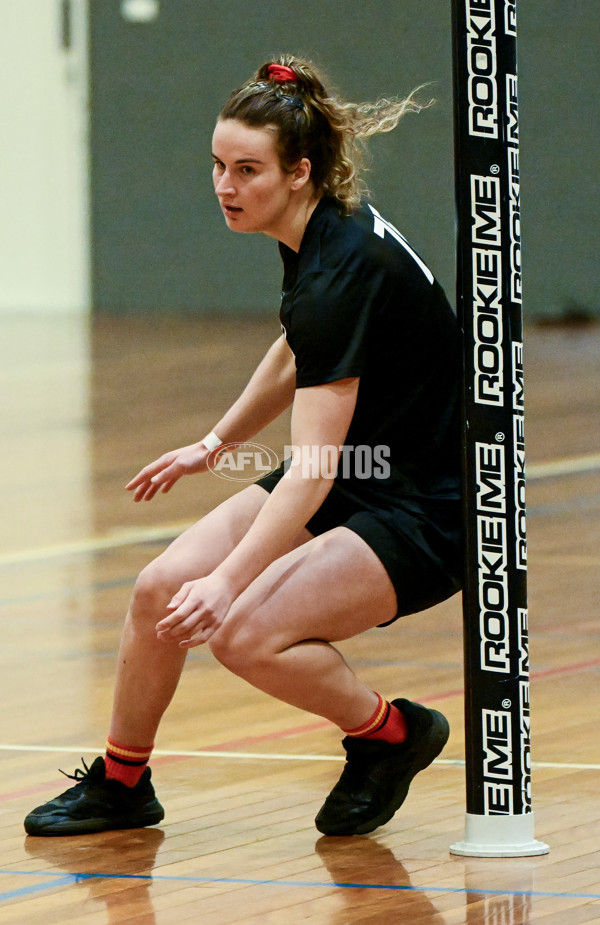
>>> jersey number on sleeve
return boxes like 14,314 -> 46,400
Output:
368,204 -> 434,284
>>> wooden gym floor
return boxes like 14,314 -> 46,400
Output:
0,313 -> 599,924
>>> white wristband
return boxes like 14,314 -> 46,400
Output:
202,431 -> 223,452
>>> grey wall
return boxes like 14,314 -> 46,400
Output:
89,1 -> 599,319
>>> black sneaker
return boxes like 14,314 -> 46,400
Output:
24,757 -> 165,837
315,699 -> 449,836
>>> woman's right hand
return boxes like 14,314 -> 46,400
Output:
125,441 -> 215,502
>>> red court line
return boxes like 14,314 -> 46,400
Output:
4,658 -> 599,806
3,781 -> 67,802
158,657 -> 600,756
199,689 -> 468,754
531,658 -> 600,679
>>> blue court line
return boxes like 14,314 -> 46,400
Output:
1,870 -> 599,903
0,874 -> 77,901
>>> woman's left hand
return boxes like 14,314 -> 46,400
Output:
155,574 -> 236,649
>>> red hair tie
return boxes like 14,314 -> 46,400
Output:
267,64 -> 296,83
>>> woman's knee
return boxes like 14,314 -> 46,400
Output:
209,621 -> 245,672
209,609 -> 268,677
130,556 -> 180,622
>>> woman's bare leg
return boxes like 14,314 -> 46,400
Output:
209,526 -> 398,731
109,485 -> 311,745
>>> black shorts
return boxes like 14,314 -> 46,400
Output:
256,464 -> 462,625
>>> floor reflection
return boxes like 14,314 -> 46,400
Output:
315,835 -> 447,924
464,869 -> 534,924
25,827 -> 165,922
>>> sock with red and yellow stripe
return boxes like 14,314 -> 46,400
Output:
104,738 -> 154,788
342,693 -> 408,744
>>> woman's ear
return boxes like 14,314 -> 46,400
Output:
290,157 -> 312,191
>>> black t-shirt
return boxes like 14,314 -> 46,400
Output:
279,197 -> 461,501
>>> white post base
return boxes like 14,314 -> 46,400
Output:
450,812 -> 550,857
